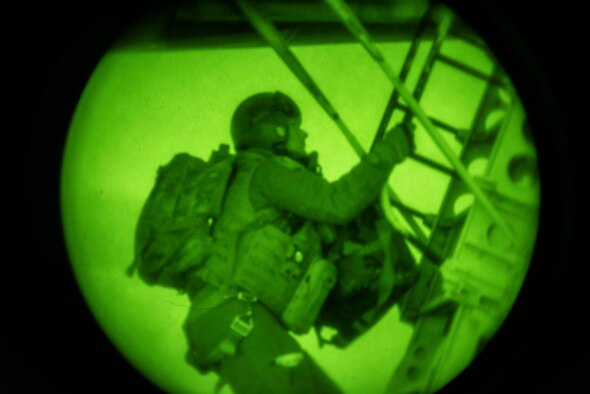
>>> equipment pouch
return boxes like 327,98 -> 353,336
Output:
232,224 -> 298,314
282,258 -> 337,334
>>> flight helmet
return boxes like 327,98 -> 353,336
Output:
231,91 -> 301,152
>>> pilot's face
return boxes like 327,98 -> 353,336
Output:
285,117 -> 308,157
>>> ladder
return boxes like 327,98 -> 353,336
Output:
234,1 -> 540,393
367,5 -> 538,394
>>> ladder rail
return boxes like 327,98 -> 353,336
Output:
403,9 -> 453,122
437,53 -> 506,87
369,9 -> 433,243
371,8 -> 431,150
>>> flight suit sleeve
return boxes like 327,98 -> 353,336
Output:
251,131 -> 406,225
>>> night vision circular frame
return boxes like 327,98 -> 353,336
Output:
60,2 -> 541,393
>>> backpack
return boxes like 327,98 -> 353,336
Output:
127,144 -> 235,294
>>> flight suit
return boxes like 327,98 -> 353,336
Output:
183,130 -> 405,393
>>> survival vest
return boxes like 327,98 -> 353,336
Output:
200,151 -> 337,334
128,144 -> 235,295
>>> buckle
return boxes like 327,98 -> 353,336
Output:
230,314 -> 254,338
237,291 -> 258,303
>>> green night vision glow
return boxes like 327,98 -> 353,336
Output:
60,1 -> 540,393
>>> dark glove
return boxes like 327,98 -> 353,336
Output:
371,123 -> 415,164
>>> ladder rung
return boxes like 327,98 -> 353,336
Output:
396,103 -> 466,137
387,201 -> 440,229
388,199 -> 427,219
409,153 -> 455,176
436,53 -> 506,87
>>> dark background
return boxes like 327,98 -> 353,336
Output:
10,0 -> 586,392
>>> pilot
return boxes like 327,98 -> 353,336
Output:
182,91 -> 413,393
